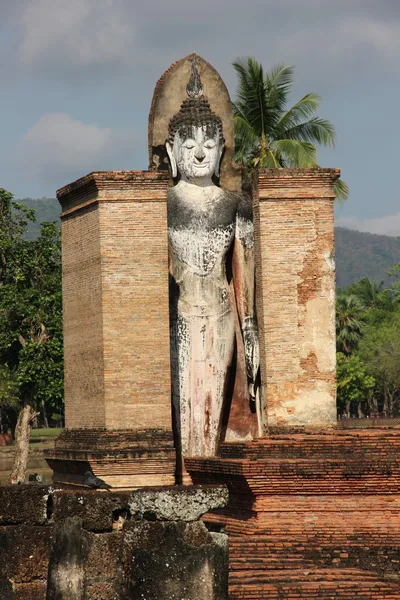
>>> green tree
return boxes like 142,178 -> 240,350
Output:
232,58 -> 348,201
387,263 -> 400,300
336,293 -> 365,355
358,313 -> 400,417
0,188 -> 63,483
336,352 -> 375,417
0,364 -> 18,433
347,277 -> 384,308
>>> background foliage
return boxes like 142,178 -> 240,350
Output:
0,189 -> 63,432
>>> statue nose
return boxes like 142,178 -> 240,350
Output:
194,146 -> 205,162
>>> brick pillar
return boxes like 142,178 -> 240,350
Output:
254,169 -> 340,432
45,171 -> 175,488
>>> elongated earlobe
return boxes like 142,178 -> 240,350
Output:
166,141 -> 177,177
215,145 -> 224,178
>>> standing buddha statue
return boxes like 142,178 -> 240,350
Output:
166,57 -> 259,480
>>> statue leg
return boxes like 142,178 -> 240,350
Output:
172,310 -> 234,458
192,309 -> 235,456
170,315 -> 190,483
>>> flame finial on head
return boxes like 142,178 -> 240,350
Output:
186,53 -> 203,99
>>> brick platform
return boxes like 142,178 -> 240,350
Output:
46,429 -> 176,488
186,430 -> 400,599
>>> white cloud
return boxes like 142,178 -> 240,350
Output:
11,0 -> 400,83
21,112 -> 136,183
338,17 -> 400,58
336,213 -> 400,237
18,0 -> 132,71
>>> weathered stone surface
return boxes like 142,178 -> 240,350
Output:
128,484 -> 228,521
120,521 -> 228,600
0,580 -> 13,600
0,485 -> 229,599
0,485 -> 53,525
52,489 -> 131,532
0,525 -> 51,582
50,485 -> 227,529
14,582 -> 47,600
47,517 -> 87,600
46,513 -> 228,599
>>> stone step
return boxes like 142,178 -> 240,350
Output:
229,568 -> 400,599
220,430 -> 400,461
188,456 -> 400,495
230,556 -> 316,570
228,537 -> 400,575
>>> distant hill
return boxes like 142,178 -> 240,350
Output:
18,197 -> 60,240
335,227 -> 400,289
17,198 -> 400,289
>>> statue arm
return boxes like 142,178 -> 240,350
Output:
233,194 -> 260,399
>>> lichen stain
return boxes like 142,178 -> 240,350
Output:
273,382 -> 336,426
268,203 -> 336,427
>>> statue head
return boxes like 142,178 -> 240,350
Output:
166,55 -> 225,183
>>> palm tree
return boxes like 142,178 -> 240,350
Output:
351,278 -> 384,308
232,58 -> 348,202
336,293 -> 365,355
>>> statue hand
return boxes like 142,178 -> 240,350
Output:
242,320 -> 260,401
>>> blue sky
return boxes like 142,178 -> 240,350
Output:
1,0 -> 399,234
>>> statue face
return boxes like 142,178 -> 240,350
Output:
170,126 -> 223,182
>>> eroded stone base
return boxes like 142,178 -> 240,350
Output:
0,484 -> 229,600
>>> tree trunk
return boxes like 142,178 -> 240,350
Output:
9,401 -> 36,484
345,399 -> 350,418
41,398 -> 49,429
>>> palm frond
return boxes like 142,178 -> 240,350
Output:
264,63 -> 294,115
282,117 -> 335,147
258,150 -> 283,169
334,178 -> 349,203
233,110 -> 260,164
277,93 -> 321,131
232,58 -> 268,137
270,139 -> 317,168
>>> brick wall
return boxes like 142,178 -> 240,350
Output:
58,171 -> 172,432
62,204 -> 105,429
254,169 -> 340,430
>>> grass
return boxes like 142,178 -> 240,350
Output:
30,427 -> 62,440
0,428 -> 59,483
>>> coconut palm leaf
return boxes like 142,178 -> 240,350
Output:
336,293 -> 365,354
232,57 -> 348,202
233,112 -> 260,163
263,63 -> 294,129
283,117 -> 335,147
277,93 -> 322,130
232,58 -> 268,137
334,178 -> 349,203
270,139 -> 317,168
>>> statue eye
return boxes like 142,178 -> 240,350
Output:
205,142 -> 216,149
183,144 -> 195,150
